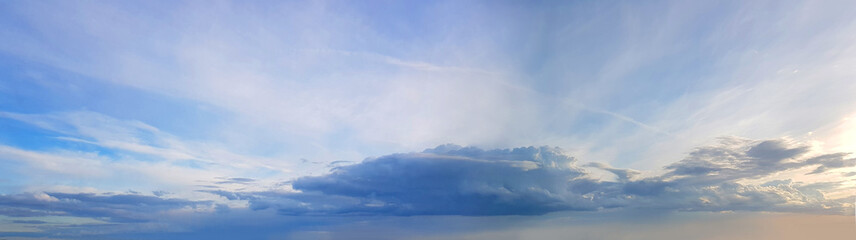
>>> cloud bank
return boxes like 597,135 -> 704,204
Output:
230,139 -> 854,216
0,137 -> 853,239
0,192 -> 211,222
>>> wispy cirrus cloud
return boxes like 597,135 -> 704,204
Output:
1,0 -> 854,169
0,111 -> 288,171
0,111 -> 294,199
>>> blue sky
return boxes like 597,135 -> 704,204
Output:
1,0 -> 855,239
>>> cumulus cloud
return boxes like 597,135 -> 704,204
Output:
283,145 -> 593,216
222,138 -> 854,216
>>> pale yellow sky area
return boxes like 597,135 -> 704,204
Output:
405,213 -> 855,240
410,214 -> 856,240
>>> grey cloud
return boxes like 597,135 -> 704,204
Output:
199,190 -> 259,201
745,140 -> 809,165
285,146 -> 592,216
0,207 -> 59,217
584,162 -> 640,182
634,138 -> 853,213
663,138 -> 850,182
228,138 -> 853,216
804,153 -> 856,174
215,177 -> 257,184
0,192 -> 212,222
7,138 -> 846,222
12,220 -> 48,224
327,160 -> 354,168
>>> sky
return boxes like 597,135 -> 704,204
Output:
0,0 -> 855,239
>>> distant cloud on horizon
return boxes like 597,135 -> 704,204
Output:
0,137 -> 851,237
0,115 -> 853,237
199,139 -> 855,216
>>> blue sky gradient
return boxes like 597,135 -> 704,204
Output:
1,0 -> 855,239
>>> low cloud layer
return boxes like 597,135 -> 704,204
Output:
0,192 -> 212,222
0,138 -> 853,234
232,138 -> 854,216
287,145 -> 590,215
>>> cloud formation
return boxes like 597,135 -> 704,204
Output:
227,139 -> 854,216
287,145 -> 591,215
0,192 -> 211,222
0,138 -> 852,239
